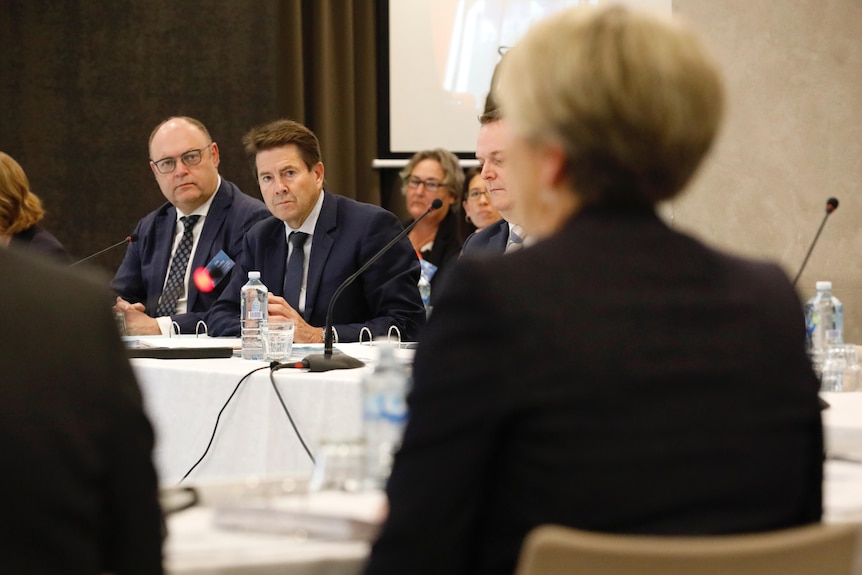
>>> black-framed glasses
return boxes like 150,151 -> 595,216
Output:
467,188 -> 490,202
152,144 -> 212,174
407,176 -> 445,192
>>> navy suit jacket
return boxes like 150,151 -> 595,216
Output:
207,191 -> 426,341
460,218 -> 508,255
111,178 -> 269,334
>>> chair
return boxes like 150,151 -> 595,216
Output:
515,523 -> 862,575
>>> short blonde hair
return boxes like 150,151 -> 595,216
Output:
0,152 -> 45,235
499,5 -> 724,206
399,148 -> 464,202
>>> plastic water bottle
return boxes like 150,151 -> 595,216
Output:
361,343 -> 410,489
804,280 -> 843,373
240,271 -> 268,360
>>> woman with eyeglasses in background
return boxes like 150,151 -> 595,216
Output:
459,166 -> 502,240
400,148 -> 464,309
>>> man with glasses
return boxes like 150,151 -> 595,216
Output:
112,116 -> 269,335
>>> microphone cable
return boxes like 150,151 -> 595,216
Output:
178,364 -> 272,484
268,363 -> 316,465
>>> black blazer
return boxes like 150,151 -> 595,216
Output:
365,205 -> 823,575
111,178 -> 269,333
460,217 -> 508,255
0,247 -> 163,574
10,224 -> 70,262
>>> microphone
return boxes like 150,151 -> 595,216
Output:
300,198 -> 444,372
67,233 -> 138,268
792,197 -> 839,287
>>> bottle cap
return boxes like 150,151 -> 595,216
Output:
816,281 -> 832,291
248,271 -> 261,280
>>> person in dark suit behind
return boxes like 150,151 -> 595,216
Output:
0,247 -> 163,574
112,116 -> 269,335
399,148 -> 464,307
460,108 -> 527,255
365,6 -> 823,575
0,150 -> 70,262
206,119 -> 425,343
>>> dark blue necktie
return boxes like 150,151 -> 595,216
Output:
283,231 -> 309,311
156,215 -> 201,317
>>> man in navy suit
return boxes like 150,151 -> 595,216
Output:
112,116 -> 269,335
206,119 -> 425,343
461,109 -> 527,255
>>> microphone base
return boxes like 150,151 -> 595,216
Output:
302,353 -> 365,372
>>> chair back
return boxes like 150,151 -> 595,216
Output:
516,523 -> 862,575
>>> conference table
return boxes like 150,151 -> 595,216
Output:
130,346 -> 862,575
131,341 -> 392,485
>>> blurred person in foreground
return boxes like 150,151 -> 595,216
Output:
0,151 -> 70,261
206,119 -> 425,342
0,247 -> 163,573
458,166 -> 501,239
400,148 -> 464,306
365,6 -> 822,575
112,116 -> 269,335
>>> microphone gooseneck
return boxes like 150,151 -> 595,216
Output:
792,198 -> 839,288
301,198 -> 443,372
67,233 -> 138,268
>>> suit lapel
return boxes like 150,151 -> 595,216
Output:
267,221 -> 289,297
153,206 -> 177,302
493,220 -> 508,251
187,182 -> 231,310
304,191 -> 335,319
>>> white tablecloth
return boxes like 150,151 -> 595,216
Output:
134,354 -> 372,485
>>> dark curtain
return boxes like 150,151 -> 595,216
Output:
0,0 -> 380,274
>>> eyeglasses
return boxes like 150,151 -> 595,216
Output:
406,176 -> 445,192
467,188 -> 490,202
152,144 -> 212,174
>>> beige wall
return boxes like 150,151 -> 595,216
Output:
664,1 -> 862,341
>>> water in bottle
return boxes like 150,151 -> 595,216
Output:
240,271 -> 268,360
361,343 -> 410,489
804,280 -> 843,374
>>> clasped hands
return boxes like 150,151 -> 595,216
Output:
113,294 -> 322,342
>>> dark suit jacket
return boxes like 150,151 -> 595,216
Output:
0,247 -> 163,574
11,224 -> 70,262
111,178 -> 269,334
460,217 -> 508,255
365,205 -> 823,575
207,190 -> 426,341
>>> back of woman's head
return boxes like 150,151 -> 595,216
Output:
0,152 -> 44,235
499,5 -> 724,206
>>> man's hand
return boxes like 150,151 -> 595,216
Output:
267,293 -> 322,343
113,297 -> 161,336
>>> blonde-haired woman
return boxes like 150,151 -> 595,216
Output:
0,152 -> 69,261
367,7 -> 821,574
